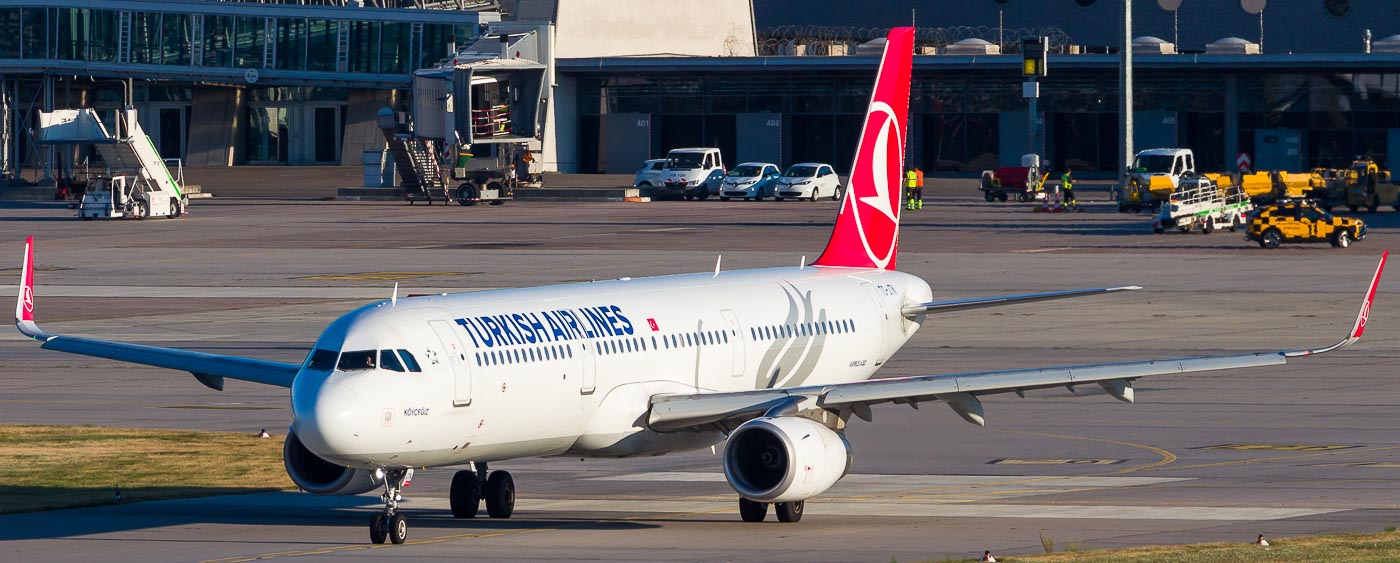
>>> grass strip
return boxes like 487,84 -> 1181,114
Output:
939,530 -> 1400,562
0,424 -> 294,513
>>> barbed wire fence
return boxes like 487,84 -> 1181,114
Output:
757,25 -> 1072,56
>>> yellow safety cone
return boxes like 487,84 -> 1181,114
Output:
979,550 -> 997,562
1255,534 -> 1270,546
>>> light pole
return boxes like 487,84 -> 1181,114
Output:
1119,0 -> 1133,190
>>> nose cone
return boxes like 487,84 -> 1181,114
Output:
291,379 -> 367,459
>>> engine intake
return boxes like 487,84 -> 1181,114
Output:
283,431 -> 381,496
722,416 -> 851,502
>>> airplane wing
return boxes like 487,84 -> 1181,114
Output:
14,237 -> 300,389
649,252 -> 1387,433
901,286 -> 1142,317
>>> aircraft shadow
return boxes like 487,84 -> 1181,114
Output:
0,490 -> 654,541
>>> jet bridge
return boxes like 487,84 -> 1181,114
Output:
38,108 -> 188,219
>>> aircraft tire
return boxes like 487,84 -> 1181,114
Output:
369,514 -> 387,544
484,470 -> 516,518
450,470 -> 480,518
775,501 -> 804,523
738,498 -> 767,522
388,513 -> 407,544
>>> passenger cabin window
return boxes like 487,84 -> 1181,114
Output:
380,350 -> 406,372
396,349 -> 423,372
305,349 -> 338,372
338,350 -> 377,371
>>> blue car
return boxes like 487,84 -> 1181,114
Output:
719,163 -> 782,201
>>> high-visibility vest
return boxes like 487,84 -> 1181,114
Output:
915,169 -> 925,187
1061,172 -> 1073,190
905,170 -> 917,188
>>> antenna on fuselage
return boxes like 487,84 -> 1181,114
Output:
799,256 -> 806,269
713,255 -> 722,278
391,282 -> 398,307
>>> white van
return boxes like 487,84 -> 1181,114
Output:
658,148 -> 725,200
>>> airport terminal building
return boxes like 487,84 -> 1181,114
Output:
3,0 -> 1400,183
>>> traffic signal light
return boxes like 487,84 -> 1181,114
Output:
1021,37 -> 1048,77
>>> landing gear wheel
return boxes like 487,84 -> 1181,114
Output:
387,513 -> 407,544
369,514 -> 387,544
1262,229 -> 1283,249
775,500 -> 804,523
738,497 -> 768,522
484,470 -> 515,518
450,470 -> 481,518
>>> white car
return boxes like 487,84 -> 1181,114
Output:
719,163 -> 781,201
633,159 -> 669,187
775,163 -> 842,201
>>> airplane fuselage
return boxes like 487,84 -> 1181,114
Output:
291,266 -> 932,469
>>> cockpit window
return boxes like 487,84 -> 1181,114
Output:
397,349 -> 423,372
337,350 -> 377,371
304,349 -> 338,372
380,350 -> 406,372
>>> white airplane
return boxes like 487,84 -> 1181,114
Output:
13,27 -> 1388,546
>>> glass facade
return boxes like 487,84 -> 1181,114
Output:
578,69 -> 1400,175
0,6 -> 479,77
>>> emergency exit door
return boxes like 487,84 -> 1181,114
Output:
428,320 -> 473,406
720,310 -> 746,377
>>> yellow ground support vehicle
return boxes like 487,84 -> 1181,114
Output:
1245,202 -> 1367,249
1272,171 -> 1313,199
1310,159 -> 1397,213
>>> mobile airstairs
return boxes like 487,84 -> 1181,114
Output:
38,108 -> 188,220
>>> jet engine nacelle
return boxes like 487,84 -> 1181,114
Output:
283,431 -> 382,495
722,416 -> 852,503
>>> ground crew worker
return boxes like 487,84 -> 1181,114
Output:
905,168 -> 918,210
913,167 -> 925,210
1061,169 -> 1076,210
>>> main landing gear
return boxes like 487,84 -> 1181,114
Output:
449,462 -> 515,520
738,497 -> 804,523
370,468 -> 412,544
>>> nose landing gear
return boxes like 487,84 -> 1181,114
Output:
369,468 -> 413,545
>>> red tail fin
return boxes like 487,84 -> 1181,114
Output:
812,27 -> 913,270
